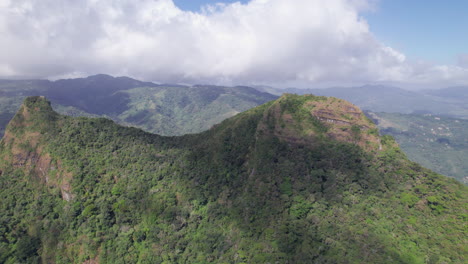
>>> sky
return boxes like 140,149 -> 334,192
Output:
173,0 -> 249,12
365,0 -> 468,65
0,0 -> 467,89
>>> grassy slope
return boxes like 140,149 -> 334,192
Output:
0,96 -> 466,264
369,112 -> 468,184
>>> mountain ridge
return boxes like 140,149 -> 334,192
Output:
1,76 -> 466,187
0,95 -> 466,263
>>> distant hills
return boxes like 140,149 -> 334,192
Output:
45,74 -> 160,115
0,95 -> 465,263
0,74 -> 277,136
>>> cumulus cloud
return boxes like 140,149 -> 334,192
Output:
0,0 -> 467,88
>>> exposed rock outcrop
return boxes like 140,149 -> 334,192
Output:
257,94 -> 382,151
0,96 -> 74,201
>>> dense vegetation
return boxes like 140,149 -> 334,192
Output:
0,96 -> 466,263
368,112 -> 468,184
116,85 -> 277,135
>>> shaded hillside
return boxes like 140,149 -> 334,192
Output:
0,75 -> 277,137
45,74 -> 160,115
0,96 -> 466,263
368,112 -> 468,184
116,85 -> 277,135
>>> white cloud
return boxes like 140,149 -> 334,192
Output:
0,0 -> 467,88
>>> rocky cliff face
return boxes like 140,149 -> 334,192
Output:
256,94 -> 384,152
0,96 -> 73,201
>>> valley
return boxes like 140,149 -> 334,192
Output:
368,112 -> 468,184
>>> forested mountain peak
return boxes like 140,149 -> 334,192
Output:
20,96 -> 54,114
0,96 -> 466,263
257,94 -> 383,151
4,96 -> 58,136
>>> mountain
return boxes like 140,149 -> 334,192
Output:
367,112 -> 468,184
1,77 -> 466,187
259,85 -> 468,119
0,75 -> 277,137
0,96 -> 466,263
255,85 -> 468,184
45,74 -> 160,115
114,84 -> 277,135
0,79 -> 51,137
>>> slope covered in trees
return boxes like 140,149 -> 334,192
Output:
0,96 -> 466,263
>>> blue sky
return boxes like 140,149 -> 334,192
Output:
173,0 -> 468,65
364,0 -> 468,65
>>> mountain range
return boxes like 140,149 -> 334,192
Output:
0,95 -> 466,263
0,74 -> 277,137
2,75 -> 467,139
0,75 -> 466,184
